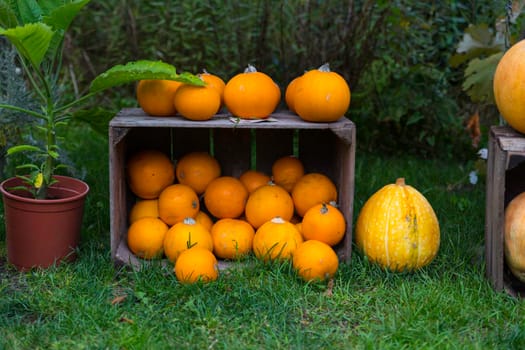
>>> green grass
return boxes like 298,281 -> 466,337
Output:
1,125 -> 524,350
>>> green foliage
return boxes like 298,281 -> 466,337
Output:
68,0 -> 510,159
89,60 -> 204,93
0,0 -> 203,198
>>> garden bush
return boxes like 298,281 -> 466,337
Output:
64,0 -> 518,160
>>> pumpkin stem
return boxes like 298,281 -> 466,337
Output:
318,63 -> 331,72
271,216 -> 285,224
183,217 -> 197,225
396,178 -> 406,186
245,64 -> 258,73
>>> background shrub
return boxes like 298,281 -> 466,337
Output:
63,0 -> 522,160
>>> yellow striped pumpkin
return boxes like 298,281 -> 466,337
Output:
355,178 -> 440,272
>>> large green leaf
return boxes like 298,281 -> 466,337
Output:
89,60 -> 205,93
0,22 -> 54,68
462,52 -> 503,104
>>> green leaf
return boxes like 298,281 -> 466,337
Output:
0,0 -> 18,28
42,0 -> 90,31
7,144 -> 42,155
71,107 -> 115,136
0,22 -> 54,68
462,52 -> 503,104
450,23 -> 504,68
16,0 -> 43,24
89,60 -> 205,93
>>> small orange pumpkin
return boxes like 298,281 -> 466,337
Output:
285,74 -> 303,114
293,63 -> 351,122
252,217 -> 303,261
291,173 -> 338,217
175,151 -> 221,195
211,218 -> 255,260
239,169 -> 271,194
204,176 -> 248,219
355,178 -> 440,272
173,80 -> 221,121
223,65 -> 281,119
199,70 -> 226,103
158,184 -> 200,226
271,155 -> 305,193
301,203 -> 345,247
504,192 -> 525,282
163,217 -> 213,262
245,182 -> 295,229
292,240 -> 339,282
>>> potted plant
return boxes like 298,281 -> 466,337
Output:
0,0 -> 203,270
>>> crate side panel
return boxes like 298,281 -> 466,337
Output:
109,127 -> 128,258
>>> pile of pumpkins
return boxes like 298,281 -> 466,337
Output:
136,63 -> 350,123
125,150 -> 348,284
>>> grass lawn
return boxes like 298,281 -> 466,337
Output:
1,124 -> 524,349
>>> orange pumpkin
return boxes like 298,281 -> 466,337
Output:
163,217 -> 213,262
223,65 -> 281,119
239,169 -> 271,194
173,81 -> 221,121
285,75 -> 303,114
158,184 -> 200,226
199,70 -> 226,103
204,176 -> 248,219
271,155 -> 305,193
493,39 -> 525,134
293,63 -> 351,122
504,192 -> 525,282
211,218 -> 255,260
301,203 -> 345,247
291,173 -> 338,217
175,151 -> 221,195
355,178 -> 440,272
292,240 -> 339,282
245,183 -> 295,229
253,217 -> 303,261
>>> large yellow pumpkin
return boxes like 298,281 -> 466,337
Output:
493,39 -> 525,134
355,178 -> 440,272
504,192 -> 525,282
293,63 -> 351,122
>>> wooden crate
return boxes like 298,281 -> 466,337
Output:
109,108 -> 356,269
485,125 -> 525,297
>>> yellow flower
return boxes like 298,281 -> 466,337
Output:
34,172 -> 43,189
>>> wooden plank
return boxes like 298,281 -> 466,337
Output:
110,108 -> 353,130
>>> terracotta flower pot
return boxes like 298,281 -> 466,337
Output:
1,175 -> 89,271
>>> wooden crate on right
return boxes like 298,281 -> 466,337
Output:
485,125 -> 525,297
